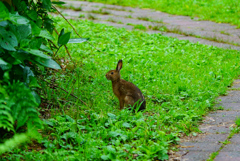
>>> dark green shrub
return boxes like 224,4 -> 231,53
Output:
0,0 -> 60,133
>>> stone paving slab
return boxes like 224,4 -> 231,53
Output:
217,91 -> 240,103
180,142 -> 222,152
177,151 -> 212,161
59,0 -> 240,50
181,133 -> 228,143
215,103 -> 240,111
221,144 -> 240,152
199,124 -> 231,134
215,152 -> 240,161
230,79 -> 240,89
229,134 -> 240,144
202,115 -> 235,125
214,134 -> 240,161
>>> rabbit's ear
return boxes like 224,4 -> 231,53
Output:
116,60 -> 122,71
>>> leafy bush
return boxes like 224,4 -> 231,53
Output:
0,0 -> 88,154
0,0 -> 61,80
0,0 -> 60,152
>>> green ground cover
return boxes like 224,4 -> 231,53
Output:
83,0 -> 240,27
3,17 -> 240,160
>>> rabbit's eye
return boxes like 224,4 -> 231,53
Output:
111,72 -> 114,74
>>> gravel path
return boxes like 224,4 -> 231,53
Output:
57,1 -> 240,160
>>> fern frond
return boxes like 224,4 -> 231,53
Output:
3,82 -> 42,131
0,104 -> 14,132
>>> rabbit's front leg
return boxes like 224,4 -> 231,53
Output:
119,97 -> 124,110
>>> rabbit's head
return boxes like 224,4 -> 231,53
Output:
106,60 -> 122,82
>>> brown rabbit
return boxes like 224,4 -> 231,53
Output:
106,60 -> 146,111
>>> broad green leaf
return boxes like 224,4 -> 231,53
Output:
43,120 -> 55,127
33,57 -> 61,69
31,91 -> 41,105
33,0 -> 38,4
106,145 -> 116,153
27,10 -> 38,21
0,2 -> 9,19
0,21 -> 8,27
17,25 -> 31,39
30,21 -> 41,36
0,58 -> 7,65
42,0 -> 52,11
11,50 -> 28,62
58,32 -> 71,46
0,27 -> 18,51
18,1 -> 27,13
109,153 -> 116,160
0,48 -> 4,53
107,113 -> 116,119
40,44 -> 53,54
58,28 -> 65,46
39,30 -> 54,41
23,66 -> 35,84
59,28 -> 65,37
66,115 -> 75,123
29,77 -> 41,88
68,38 -> 89,43
108,131 -> 120,137
101,155 -> 109,160
9,13 -> 29,25
0,64 -> 12,71
29,39 -> 42,49
9,24 -> 31,41
22,48 -> 50,59
20,39 -> 30,48
43,18 -> 54,33
122,122 -> 131,128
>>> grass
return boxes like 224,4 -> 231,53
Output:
83,0 -> 240,27
87,14 -> 97,20
107,18 -> 123,24
2,17 -> 240,160
78,14 -> 85,18
137,17 -> 150,21
220,30 -> 231,36
107,18 -> 117,23
89,8 -> 111,15
102,6 -> 132,12
58,4 -> 82,11
148,25 -> 167,32
133,24 -> 147,31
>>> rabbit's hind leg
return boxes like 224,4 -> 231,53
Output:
124,96 -> 135,107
